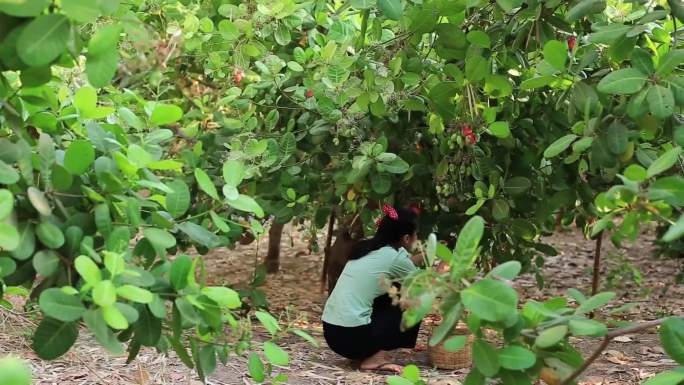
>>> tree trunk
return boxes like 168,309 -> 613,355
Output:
265,222 -> 285,274
321,209 -> 336,289
592,232 -> 603,296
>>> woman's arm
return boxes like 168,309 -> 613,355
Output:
409,252 -> 425,267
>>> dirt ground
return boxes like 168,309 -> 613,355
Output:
1,226 -> 682,385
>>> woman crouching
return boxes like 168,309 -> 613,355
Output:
321,205 -> 422,373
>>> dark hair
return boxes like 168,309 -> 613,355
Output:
348,207 -> 418,260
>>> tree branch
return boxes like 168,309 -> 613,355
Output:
560,316 -> 682,385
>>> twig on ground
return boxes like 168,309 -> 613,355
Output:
560,316 -> 682,385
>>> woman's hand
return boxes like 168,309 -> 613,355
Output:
435,261 -> 451,273
410,252 -> 425,267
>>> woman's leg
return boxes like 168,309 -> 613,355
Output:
356,293 -> 421,372
371,293 -> 422,351
323,322 -> 378,360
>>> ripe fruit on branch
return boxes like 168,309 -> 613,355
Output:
567,36 -> 576,51
305,88 -> 314,98
233,68 -> 244,84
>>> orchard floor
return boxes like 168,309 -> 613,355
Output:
1,227 -> 682,385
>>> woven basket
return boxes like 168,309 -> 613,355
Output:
428,323 -> 474,370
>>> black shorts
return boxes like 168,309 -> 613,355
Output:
322,294 -> 421,360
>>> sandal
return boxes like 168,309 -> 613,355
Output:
360,362 -> 403,373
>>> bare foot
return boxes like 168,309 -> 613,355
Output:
359,351 -> 402,373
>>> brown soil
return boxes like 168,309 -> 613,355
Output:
1,227 -> 682,385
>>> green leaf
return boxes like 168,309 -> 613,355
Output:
0,0 -> 49,17
486,261 -> 522,280
520,76 -> 557,90
87,48 -> 119,88
462,279 -> 518,322
274,24 -> 291,45
32,317 -> 78,360
382,158 -> 410,174
256,311 -> 281,335
0,223 -> 19,251
535,325 -> 568,348
133,306 -> 161,347
488,121 -> 511,138
624,164 -> 647,182
649,176 -> 684,206
32,250 -> 59,276
544,134 -> 577,158
0,257 -> 17,278
75,255 -> 102,285
454,216 -> 485,266
498,346 -> 536,370
292,329 -> 319,347
377,0 -> 402,20
663,215 -> 684,242
287,61 -> 303,72
102,304 -> 129,329
371,174 -> 392,194
62,0 -> 101,23
444,335 -> 468,352
218,20 -> 239,40
0,160 -> 20,185
647,85 -> 675,119
597,68 -> 647,95
0,189 -> 13,221
606,122 -> 628,155
166,179 -> 191,218
544,40 -> 567,71
569,318 -> 607,336
127,144 -> 151,167
201,286 -> 241,309
38,288 -> 86,322
177,222 -> 225,248
223,160 -> 245,187
93,280 -> 116,307
248,353 -> 265,382
175,298 -> 202,325
9,223 -> 34,261
36,222 -> 64,249
194,168 -> 219,200
496,0 -> 523,12
88,24 -> 121,56
143,228 -> 176,249
387,377 -> 414,385
565,0 -> 606,22
227,194 -> 264,218
646,147 -> 681,178
150,104 -> 183,126
656,49 -> 684,76
576,292 -> 615,314
116,285 -> 154,304
27,187 -> 51,216
0,355 -> 31,385
504,177 -> 531,196
17,14 -> 71,66
170,255 -> 193,291
660,317 -> 684,365
467,30 -> 491,48
64,140 -> 95,175
466,55 -> 488,82
73,86 -> 97,117
491,199 -> 510,221
472,339 -> 500,376
263,341 -> 289,366
642,370 -> 684,385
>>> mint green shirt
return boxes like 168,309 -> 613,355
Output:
322,246 -> 418,327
